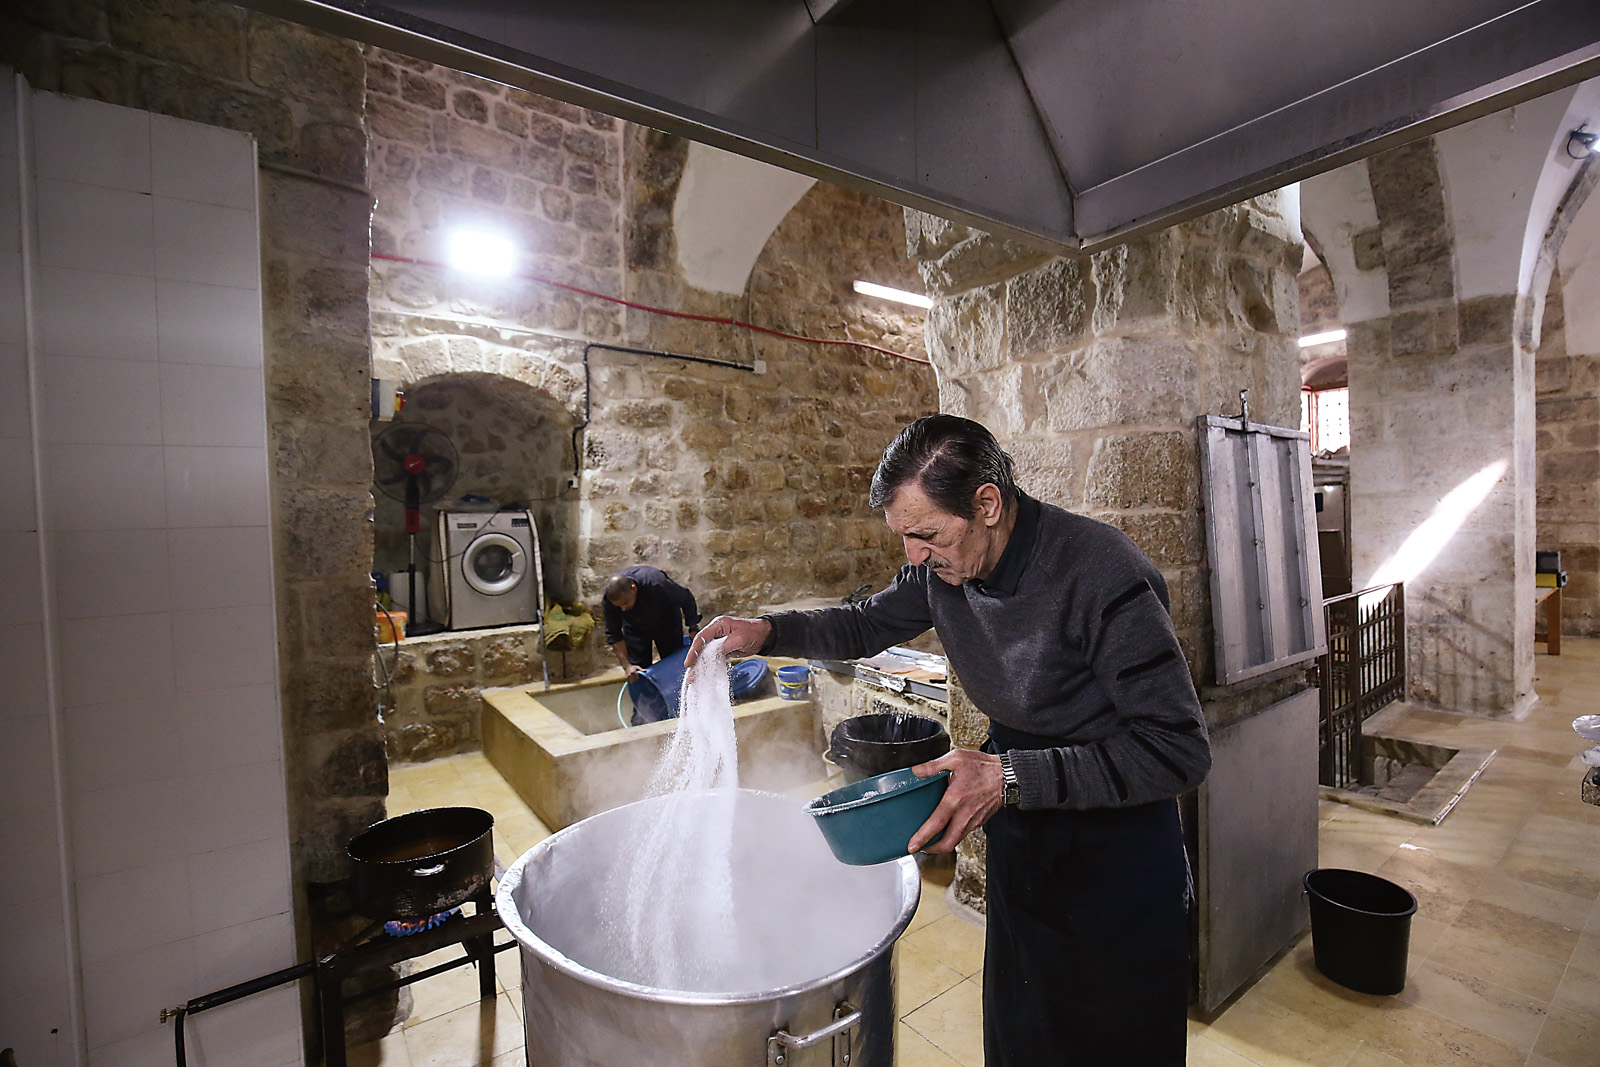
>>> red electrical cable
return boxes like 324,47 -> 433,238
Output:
370,252 -> 933,366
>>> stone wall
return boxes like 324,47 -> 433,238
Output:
909,196 -> 1308,911
1349,138 -> 1534,716
1535,277 -> 1600,635
365,57 -> 938,628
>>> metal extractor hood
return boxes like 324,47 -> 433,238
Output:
241,0 -> 1600,255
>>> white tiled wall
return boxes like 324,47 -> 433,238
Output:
0,79 -> 301,1066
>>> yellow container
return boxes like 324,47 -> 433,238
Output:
376,609 -> 407,644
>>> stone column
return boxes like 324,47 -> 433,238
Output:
909,196 -> 1307,911
1350,140 -> 1535,717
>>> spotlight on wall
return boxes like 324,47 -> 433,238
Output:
853,279 -> 933,309
446,229 -> 516,276
1567,125 -> 1598,160
1298,329 -> 1347,348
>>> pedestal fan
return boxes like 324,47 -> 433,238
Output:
373,423 -> 458,637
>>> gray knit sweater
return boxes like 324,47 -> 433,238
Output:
763,494 -> 1211,810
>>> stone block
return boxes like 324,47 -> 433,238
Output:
260,173 -> 370,261
397,69 -> 444,110
925,284 -> 1006,376
298,796 -> 387,882
280,488 -> 374,580
920,231 -> 1050,298
110,0 -> 246,80
306,727 -> 388,798
1351,227 -> 1385,271
1042,336 -> 1197,432
287,657 -> 379,734
368,94 -> 434,146
564,125 -> 615,166
1089,234 -> 1178,333
293,120 -> 366,186
248,18 -> 363,107
1005,257 -> 1091,359
1084,431 -> 1198,512
1101,511 -> 1202,569
423,681 -> 482,720
451,87 -> 489,123
295,578 -> 377,659
273,419 -> 373,486
471,166 -> 508,204
481,635 -> 533,682
425,644 -> 476,677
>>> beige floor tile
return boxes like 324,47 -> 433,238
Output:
905,876 -> 953,935
895,1021 -> 963,1067
898,915 -> 986,978
1359,1000 -> 1528,1067
903,978 -> 984,1067
1205,988 -> 1365,1067
1423,925 -> 1566,1002
1551,956 -> 1600,1020
1396,959 -> 1549,1051
1375,848 -> 1488,924
1471,869 -> 1594,930
402,954 -> 497,1028
347,1028 -> 414,1067
1531,1004 -> 1600,1067
1185,1033 -> 1264,1066
896,939 -> 967,1017
402,992 -> 524,1067
1343,1043 -> 1410,1067
1451,898 -> 1582,964
1407,913 -> 1452,959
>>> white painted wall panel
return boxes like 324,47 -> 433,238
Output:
0,77 -> 301,1066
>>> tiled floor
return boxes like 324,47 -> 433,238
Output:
359,638 -> 1600,1066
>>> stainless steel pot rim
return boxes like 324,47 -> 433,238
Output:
495,788 -> 921,1005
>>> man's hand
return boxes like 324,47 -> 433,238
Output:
906,748 -> 1005,853
686,615 -> 772,667
624,663 -> 642,681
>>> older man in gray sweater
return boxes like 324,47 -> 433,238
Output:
691,414 -> 1210,1066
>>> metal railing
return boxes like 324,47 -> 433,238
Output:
1311,583 -> 1406,789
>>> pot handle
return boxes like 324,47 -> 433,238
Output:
767,1002 -> 860,1067
412,863 -> 447,878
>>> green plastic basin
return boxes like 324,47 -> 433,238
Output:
805,767 -> 951,865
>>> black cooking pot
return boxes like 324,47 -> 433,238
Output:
828,712 -> 951,785
347,806 -> 495,920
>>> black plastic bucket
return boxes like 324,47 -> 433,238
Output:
1304,868 -> 1418,995
828,712 -> 950,784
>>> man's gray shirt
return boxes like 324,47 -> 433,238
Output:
763,493 -> 1210,810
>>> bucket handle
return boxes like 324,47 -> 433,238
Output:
767,1002 -> 860,1067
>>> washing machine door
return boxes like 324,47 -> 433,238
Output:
461,531 -> 527,596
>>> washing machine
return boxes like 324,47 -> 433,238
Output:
430,509 -> 544,631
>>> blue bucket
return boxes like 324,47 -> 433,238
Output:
805,767 -> 951,865
776,664 -> 810,700
627,641 -> 691,724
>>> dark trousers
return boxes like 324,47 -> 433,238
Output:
984,725 -> 1190,1066
624,628 -> 681,668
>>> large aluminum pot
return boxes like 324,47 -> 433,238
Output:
497,789 -> 920,1066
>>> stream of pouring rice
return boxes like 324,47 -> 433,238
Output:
586,639 -> 893,993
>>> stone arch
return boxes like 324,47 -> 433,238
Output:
671,141 -> 817,295
373,371 -> 583,603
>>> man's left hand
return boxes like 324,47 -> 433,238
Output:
906,748 -> 1004,854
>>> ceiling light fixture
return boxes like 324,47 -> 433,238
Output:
1567,125 -> 1598,159
446,229 -> 516,276
1298,329 -> 1347,348
853,280 -> 933,309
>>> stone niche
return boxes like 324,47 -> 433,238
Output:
373,371 -> 591,760
373,371 -> 580,601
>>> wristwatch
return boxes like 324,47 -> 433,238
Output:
999,751 -> 1021,807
